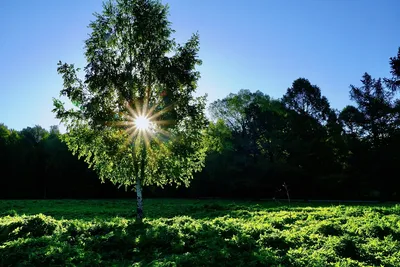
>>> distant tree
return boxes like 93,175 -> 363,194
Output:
244,96 -> 287,163
0,124 -> 11,197
20,125 -> 49,146
49,125 -> 60,136
209,89 -> 267,135
282,78 -> 342,198
341,73 -> 400,146
282,78 -> 331,124
0,124 -> 11,151
339,69 -> 400,198
385,47 -> 400,90
208,91 -> 293,198
209,89 -> 273,161
205,119 -> 233,154
18,125 -> 50,197
325,109 -> 347,170
339,106 -> 364,137
53,0 -> 207,220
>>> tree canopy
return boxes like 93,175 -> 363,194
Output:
52,0 -> 207,219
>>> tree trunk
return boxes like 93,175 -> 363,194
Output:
136,177 -> 143,221
136,145 -> 146,222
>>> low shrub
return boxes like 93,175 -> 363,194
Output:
1,199 -> 399,266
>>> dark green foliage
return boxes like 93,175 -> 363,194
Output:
204,82 -> 342,199
333,235 -> 360,260
338,69 -> 400,200
282,78 -> 331,122
0,210 -> 17,217
4,48 -> 400,201
316,222 -> 343,236
1,199 -> 400,266
198,47 -> 400,201
0,214 -> 57,244
0,124 -> 135,199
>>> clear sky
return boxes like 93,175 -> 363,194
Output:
1,0 -> 400,131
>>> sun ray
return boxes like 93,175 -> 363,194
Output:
122,127 -> 139,149
151,134 -> 163,146
133,132 -> 142,151
155,127 -> 172,139
125,125 -> 136,135
152,120 -> 174,126
142,96 -> 149,116
142,131 -> 151,150
147,104 -> 174,121
135,99 -> 144,116
112,99 -> 175,153
111,121 -> 132,127
146,103 -> 158,118
124,114 -> 136,122
126,101 -> 138,118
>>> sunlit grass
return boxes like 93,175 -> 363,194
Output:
1,200 -> 400,266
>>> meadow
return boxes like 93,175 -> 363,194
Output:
1,199 -> 400,266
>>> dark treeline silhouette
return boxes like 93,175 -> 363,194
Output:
1,48 -> 400,201
0,125 -> 136,199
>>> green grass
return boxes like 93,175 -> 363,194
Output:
1,199 -> 400,266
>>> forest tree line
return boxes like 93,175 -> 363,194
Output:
1,48 -> 400,200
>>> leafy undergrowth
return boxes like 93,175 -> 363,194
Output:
1,200 -> 400,266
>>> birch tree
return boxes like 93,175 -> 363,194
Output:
53,0 -> 207,221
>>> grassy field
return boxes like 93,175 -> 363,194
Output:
1,199 -> 400,266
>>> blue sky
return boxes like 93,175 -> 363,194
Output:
1,0 -> 400,131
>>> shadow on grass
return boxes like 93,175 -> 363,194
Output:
0,199 -> 280,220
1,199 -> 399,221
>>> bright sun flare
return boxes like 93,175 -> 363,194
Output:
134,116 -> 151,131
109,100 -> 172,150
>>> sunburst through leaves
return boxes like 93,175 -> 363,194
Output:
134,116 -> 151,131
110,100 -> 173,152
